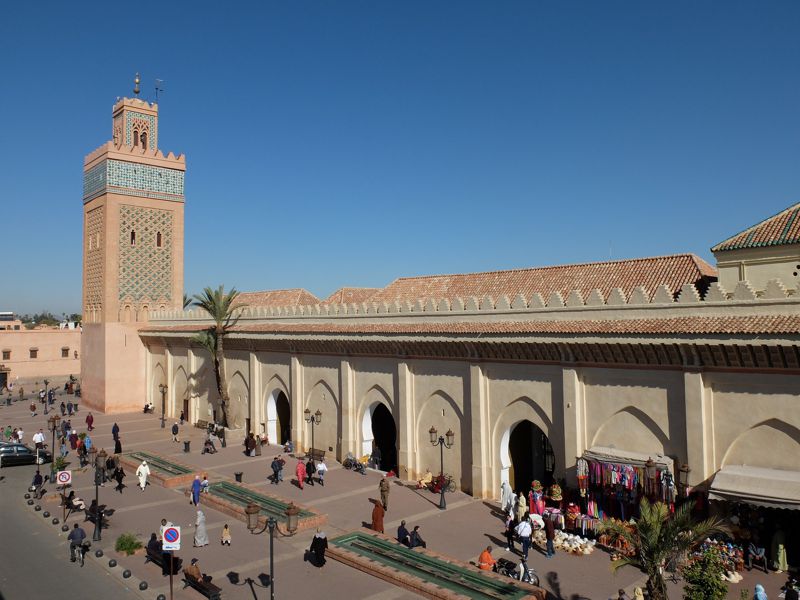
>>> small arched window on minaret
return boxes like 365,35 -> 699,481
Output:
140,131 -> 148,149
133,130 -> 140,147
156,231 -> 162,248
130,230 -> 136,246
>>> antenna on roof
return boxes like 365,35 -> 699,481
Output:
155,79 -> 165,102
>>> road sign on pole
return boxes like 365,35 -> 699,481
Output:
162,526 -> 181,551
56,470 -> 72,486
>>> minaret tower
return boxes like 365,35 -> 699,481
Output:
81,74 -> 186,412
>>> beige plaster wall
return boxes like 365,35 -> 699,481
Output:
301,356 -> 341,455
715,245 -> 800,293
0,329 -> 81,383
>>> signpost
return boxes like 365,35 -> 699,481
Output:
162,526 -> 181,600
57,471 -> 72,521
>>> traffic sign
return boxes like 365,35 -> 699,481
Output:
56,470 -> 72,486
163,526 -> 181,551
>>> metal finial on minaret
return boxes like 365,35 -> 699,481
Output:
133,73 -> 141,96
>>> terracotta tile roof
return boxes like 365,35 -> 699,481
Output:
145,314 -> 800,336
367,254 -> 717,304
712,202 -> 800,252
323,287 -> 381,305
234,289 -> 320,308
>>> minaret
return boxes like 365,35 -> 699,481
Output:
81,75 -> 186,413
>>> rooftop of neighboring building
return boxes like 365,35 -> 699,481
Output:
234,288 -> 321,308
712,201 -> 800,252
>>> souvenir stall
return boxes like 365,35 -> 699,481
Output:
577,446 -> 676,521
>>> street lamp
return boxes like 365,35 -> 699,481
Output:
47,414 -> 61,481
89,447 -> 106,541
245,502 -> 300,600
303,405 -> 322,453
43,379 -> 50,415
429,426 -> 455,510
158,383 -> 167,429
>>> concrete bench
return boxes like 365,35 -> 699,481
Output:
145,546 -> 183,574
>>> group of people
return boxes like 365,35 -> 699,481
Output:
294,457 -> 329,489
499,481 -> 557,560
397,520 -> 427,549
2,424 -> 24,443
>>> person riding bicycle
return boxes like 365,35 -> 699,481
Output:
67,523 -> 87,562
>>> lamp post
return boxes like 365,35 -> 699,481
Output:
89,447 -> 106,541
43,379 -> 50,415
158,383 -> 167,429
245,502 -> 300,600
429,426 -> 455,510
47,414 -> 61,481
303,405 -> 322,453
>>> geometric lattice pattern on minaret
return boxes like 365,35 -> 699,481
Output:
118,204 -> 173,302
85,205 -> 105,322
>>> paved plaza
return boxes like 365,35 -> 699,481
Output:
0,395 -> 790,600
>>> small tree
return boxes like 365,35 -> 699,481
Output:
682,546 -> 728,600
115,532 -> 143,555
602,499 -> 725,600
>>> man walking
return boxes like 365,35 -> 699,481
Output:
305,458 -> 316,487
32,429 -> 45,450
171,422 -> 180,443
515,517 -> 533,561
379,477 -> 390,511
316,459 -> 328,486
111,422 -> 120,442
85,412 -> 94,431
270,456 -> 281,485
544,514 -> 556,558
136,460 -> 150,491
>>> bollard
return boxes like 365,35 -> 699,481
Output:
34,505 -> 41,511
43,511 -> 50,518
122,569 -> 131,578
139,582 -> 148,591
183,440 -> 191,453
95,549 -> 104,558
234,471 -> 243,483
109,559 -> 117,568
62,524 -> 70,532
52,518 -> 59,525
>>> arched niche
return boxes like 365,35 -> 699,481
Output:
722,419 -> 800,470
592,406 -> 669,455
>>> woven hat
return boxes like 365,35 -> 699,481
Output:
549,484 -> 563,501
531,480 -> 543,492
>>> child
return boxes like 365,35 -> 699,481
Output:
221,524 -> 232,546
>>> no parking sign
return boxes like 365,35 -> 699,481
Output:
162,526 -> 181,551
56,470 -> 72,486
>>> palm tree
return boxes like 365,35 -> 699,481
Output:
183,293 -> 192,310
192,285 -> 244,428
601,498 -> 725,600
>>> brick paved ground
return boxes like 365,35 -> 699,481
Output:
1,394 -> 791,600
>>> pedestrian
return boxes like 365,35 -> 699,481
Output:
379,477 -> 390,510
309,528 -> 328,567
544,514 -> 556,558
191,475 -> 202,506
220,524 -> 232,546
85,412 -> 94,431
754,584 -> 768,600
515,492 -> 527,522
84,433 -> 93,451
179,410 -> 185,425
16,428 -> 23,444
617,589 -> 632,600
504,512 -> 517,552
136,460 -> 150,491
3,425 -> 10,441
114,436 -> 122,455
67,400 -> 73,415
201,475 -> 210,493
270,456 -> 281,485
316,459 -> 328,486
32,429 -> 45,449
500,480 -> 513,514
171,422 -> 179,443
193,510 -> 208,547
410,525 -> 427,549
30,401 -> 36,417
305,458 -> 316,486
113,465 -> 126,493
296,459 -> 306,490
371,499 -> 385,533
478,546 -> 496,570
68,429 -> 78,449
111,422 -> 119,441
77,441 -> 87,467
67,523 -> 87,562
515,517 -> 533,560
397,520 -> 411,547
60,435 -> 68,458
277,455 -> 285,482
60,402 -> 66,416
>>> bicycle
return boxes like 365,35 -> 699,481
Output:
70,541 -> 91,567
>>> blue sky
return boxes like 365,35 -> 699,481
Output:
1,1 -> 799,314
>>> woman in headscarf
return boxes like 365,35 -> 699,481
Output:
371,499 -> 385,534
309,528 -> 328,567
633,588 -> 644,600
194,510 -> 209,547
516,491 -> 528,522
135,460 -> 150,491
754,584 -> 768,600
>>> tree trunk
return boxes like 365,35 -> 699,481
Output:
215,330 -> 230,428
647,570 -> 668,600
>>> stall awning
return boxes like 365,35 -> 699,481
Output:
582,446 -> 673,472
709,465 -> 800,510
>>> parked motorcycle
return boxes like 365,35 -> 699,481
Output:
494,557 -> 539,586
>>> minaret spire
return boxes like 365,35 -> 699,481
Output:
133,73 -> 141,97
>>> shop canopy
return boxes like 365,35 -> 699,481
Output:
709,465 -> 800,510
582,446 -> 673,472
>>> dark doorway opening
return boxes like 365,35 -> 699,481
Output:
0,372 -> 7,391
509,420 -> 555,494
183,398 -> 189,421
371,403 -> 397,473
275,391 -> 291,445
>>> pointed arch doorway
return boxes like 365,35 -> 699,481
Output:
361,403 -> 397,473
500,420 -> 555,494
266,390 -> 291,445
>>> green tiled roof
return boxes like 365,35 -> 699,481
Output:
712,202 -> 800,252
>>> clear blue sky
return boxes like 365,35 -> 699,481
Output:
2,1 -> 799,315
